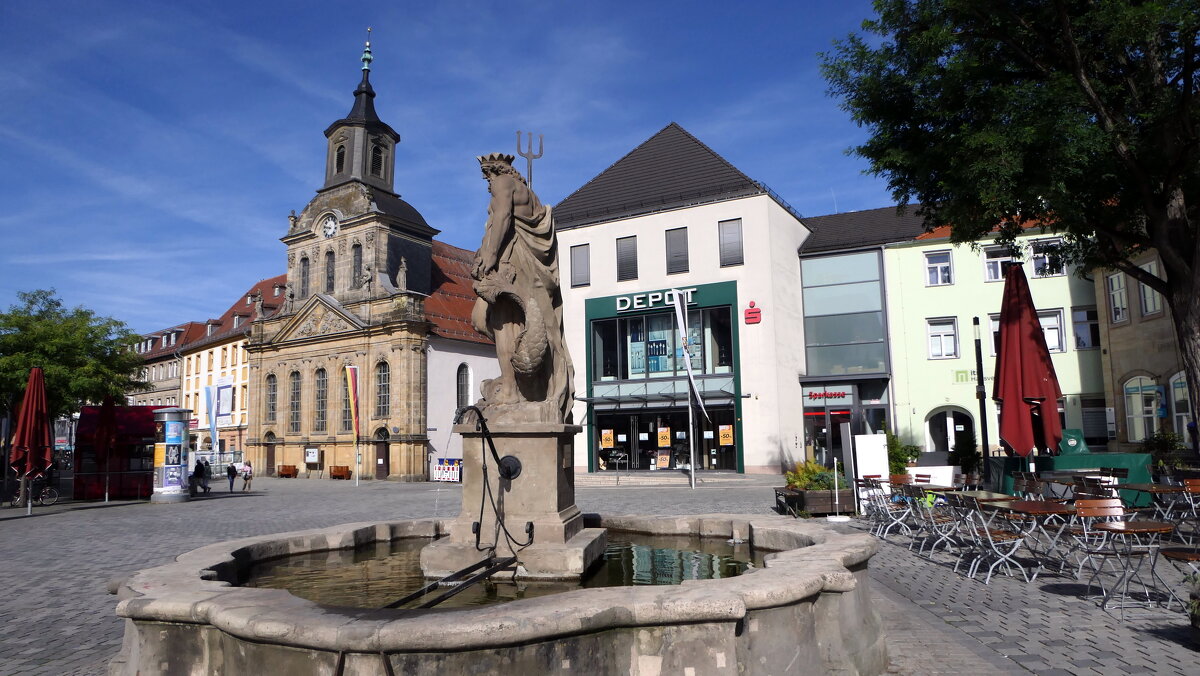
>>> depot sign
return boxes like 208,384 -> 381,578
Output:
615,287 -> 697,313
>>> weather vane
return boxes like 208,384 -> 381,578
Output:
517,131 -> 543,187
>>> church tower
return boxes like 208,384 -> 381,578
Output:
247,39 -> 437,482
322,40 -> 399,194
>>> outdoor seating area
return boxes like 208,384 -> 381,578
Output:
858,472 -> 1200,623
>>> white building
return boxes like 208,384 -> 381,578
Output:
555,123 -> 810,474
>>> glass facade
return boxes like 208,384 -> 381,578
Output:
801,251 -> 887,377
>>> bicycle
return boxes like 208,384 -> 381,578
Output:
9,478 -> 58,507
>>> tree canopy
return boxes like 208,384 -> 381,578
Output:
0,290 -> 145,419
822,0 -> 1200,423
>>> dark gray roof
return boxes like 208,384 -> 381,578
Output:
373,191 -> 438,237
799,206 -> 928,254
323,70 -> 399,142
554,122 -> 766,229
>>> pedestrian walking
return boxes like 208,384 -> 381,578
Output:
226,462 -> 237,492
242,461 -> 253,491
193,459 -> 206,496
201,459 -> 212,493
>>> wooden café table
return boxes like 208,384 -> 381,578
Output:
1092,520 -> 1179,613
985,500 -> 1076,576
955,490 -> 1015,502
1121,483 -> 1186,520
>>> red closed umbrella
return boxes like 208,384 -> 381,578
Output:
10,367 -> 52,478
992,264 -> 1063,457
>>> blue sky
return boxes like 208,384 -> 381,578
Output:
0,0 -> 892,334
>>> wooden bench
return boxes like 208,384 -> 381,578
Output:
329,465 -> 353,480
277,464 -> 299,478
775,487 -> 803,517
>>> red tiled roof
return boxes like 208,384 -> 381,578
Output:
138,322 -> 207,362
915,218 -> 1048,240
181,273 -> 288,352
428,241 -> 491,345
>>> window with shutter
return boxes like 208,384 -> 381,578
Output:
718,219 -> 743,267
570,244 -> 590,287
665,227 -> 688,274
616,236 -> 638,281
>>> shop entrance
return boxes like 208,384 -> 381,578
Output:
594,405 -> 737,471
801,382 -> 890,468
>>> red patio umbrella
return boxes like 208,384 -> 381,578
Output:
992,264 -> 1063,457
10,366 -> 52,478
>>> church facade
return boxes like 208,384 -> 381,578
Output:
245,43 -> 494,480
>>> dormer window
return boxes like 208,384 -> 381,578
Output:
335,145 -> 346,173
233,315 -> 242,328
370,145 -> 385,178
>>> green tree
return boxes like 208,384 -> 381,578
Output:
822,1 -> 1200,439
0,290 -> 145,419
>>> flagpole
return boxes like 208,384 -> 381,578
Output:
688,391 -> 696,490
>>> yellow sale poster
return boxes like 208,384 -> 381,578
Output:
658,427 -> 671,447
719,424 -> 734,446
600,429 -> 614,448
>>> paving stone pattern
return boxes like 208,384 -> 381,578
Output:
0,478 -> 1195,675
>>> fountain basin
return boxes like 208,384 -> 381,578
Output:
109,514 -> 885,675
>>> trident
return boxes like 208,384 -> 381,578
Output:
516,131 -> 543,187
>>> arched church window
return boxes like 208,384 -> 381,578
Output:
457,363 -> 471,410
335,145 -> 346,173
375,361 -> 390,417
325,251 -> 335,294
352,244 -> 363,288
299,258 -> 310,299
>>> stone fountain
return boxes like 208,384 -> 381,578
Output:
107,153 -> 887,675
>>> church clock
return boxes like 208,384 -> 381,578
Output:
320,214 -> 339,238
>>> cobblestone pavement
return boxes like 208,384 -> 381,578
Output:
0,478 -> 1195,675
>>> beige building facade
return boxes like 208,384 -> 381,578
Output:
1094,250 -> 1193,451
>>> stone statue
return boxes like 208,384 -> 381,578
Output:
395,256 -> 407,292
288,210 -> 298,229
283,283 -> 295,313
471,152 -> 574,424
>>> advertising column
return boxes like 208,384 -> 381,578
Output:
151,407 -> 192,504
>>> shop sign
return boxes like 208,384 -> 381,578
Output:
657,427 -> 671,448
188,418 -> 199,429
802,386 -> 853,406
719,424 -> 734,446
432,458 -> 462,482
744,301 -> 761,324
600,429 -> 614,449
616,287 -> 697,313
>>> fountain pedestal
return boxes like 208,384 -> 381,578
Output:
420,423 -> 606,579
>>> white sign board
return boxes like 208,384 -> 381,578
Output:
853,434 -> 889,512
304,447 -> 320,464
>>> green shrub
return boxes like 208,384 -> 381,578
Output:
785,460 -> 848,490
1143,429 -> 1186,470
948,430 -> 981,474
884,424 -> 921,475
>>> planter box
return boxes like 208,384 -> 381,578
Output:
794,488 -> 855,515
